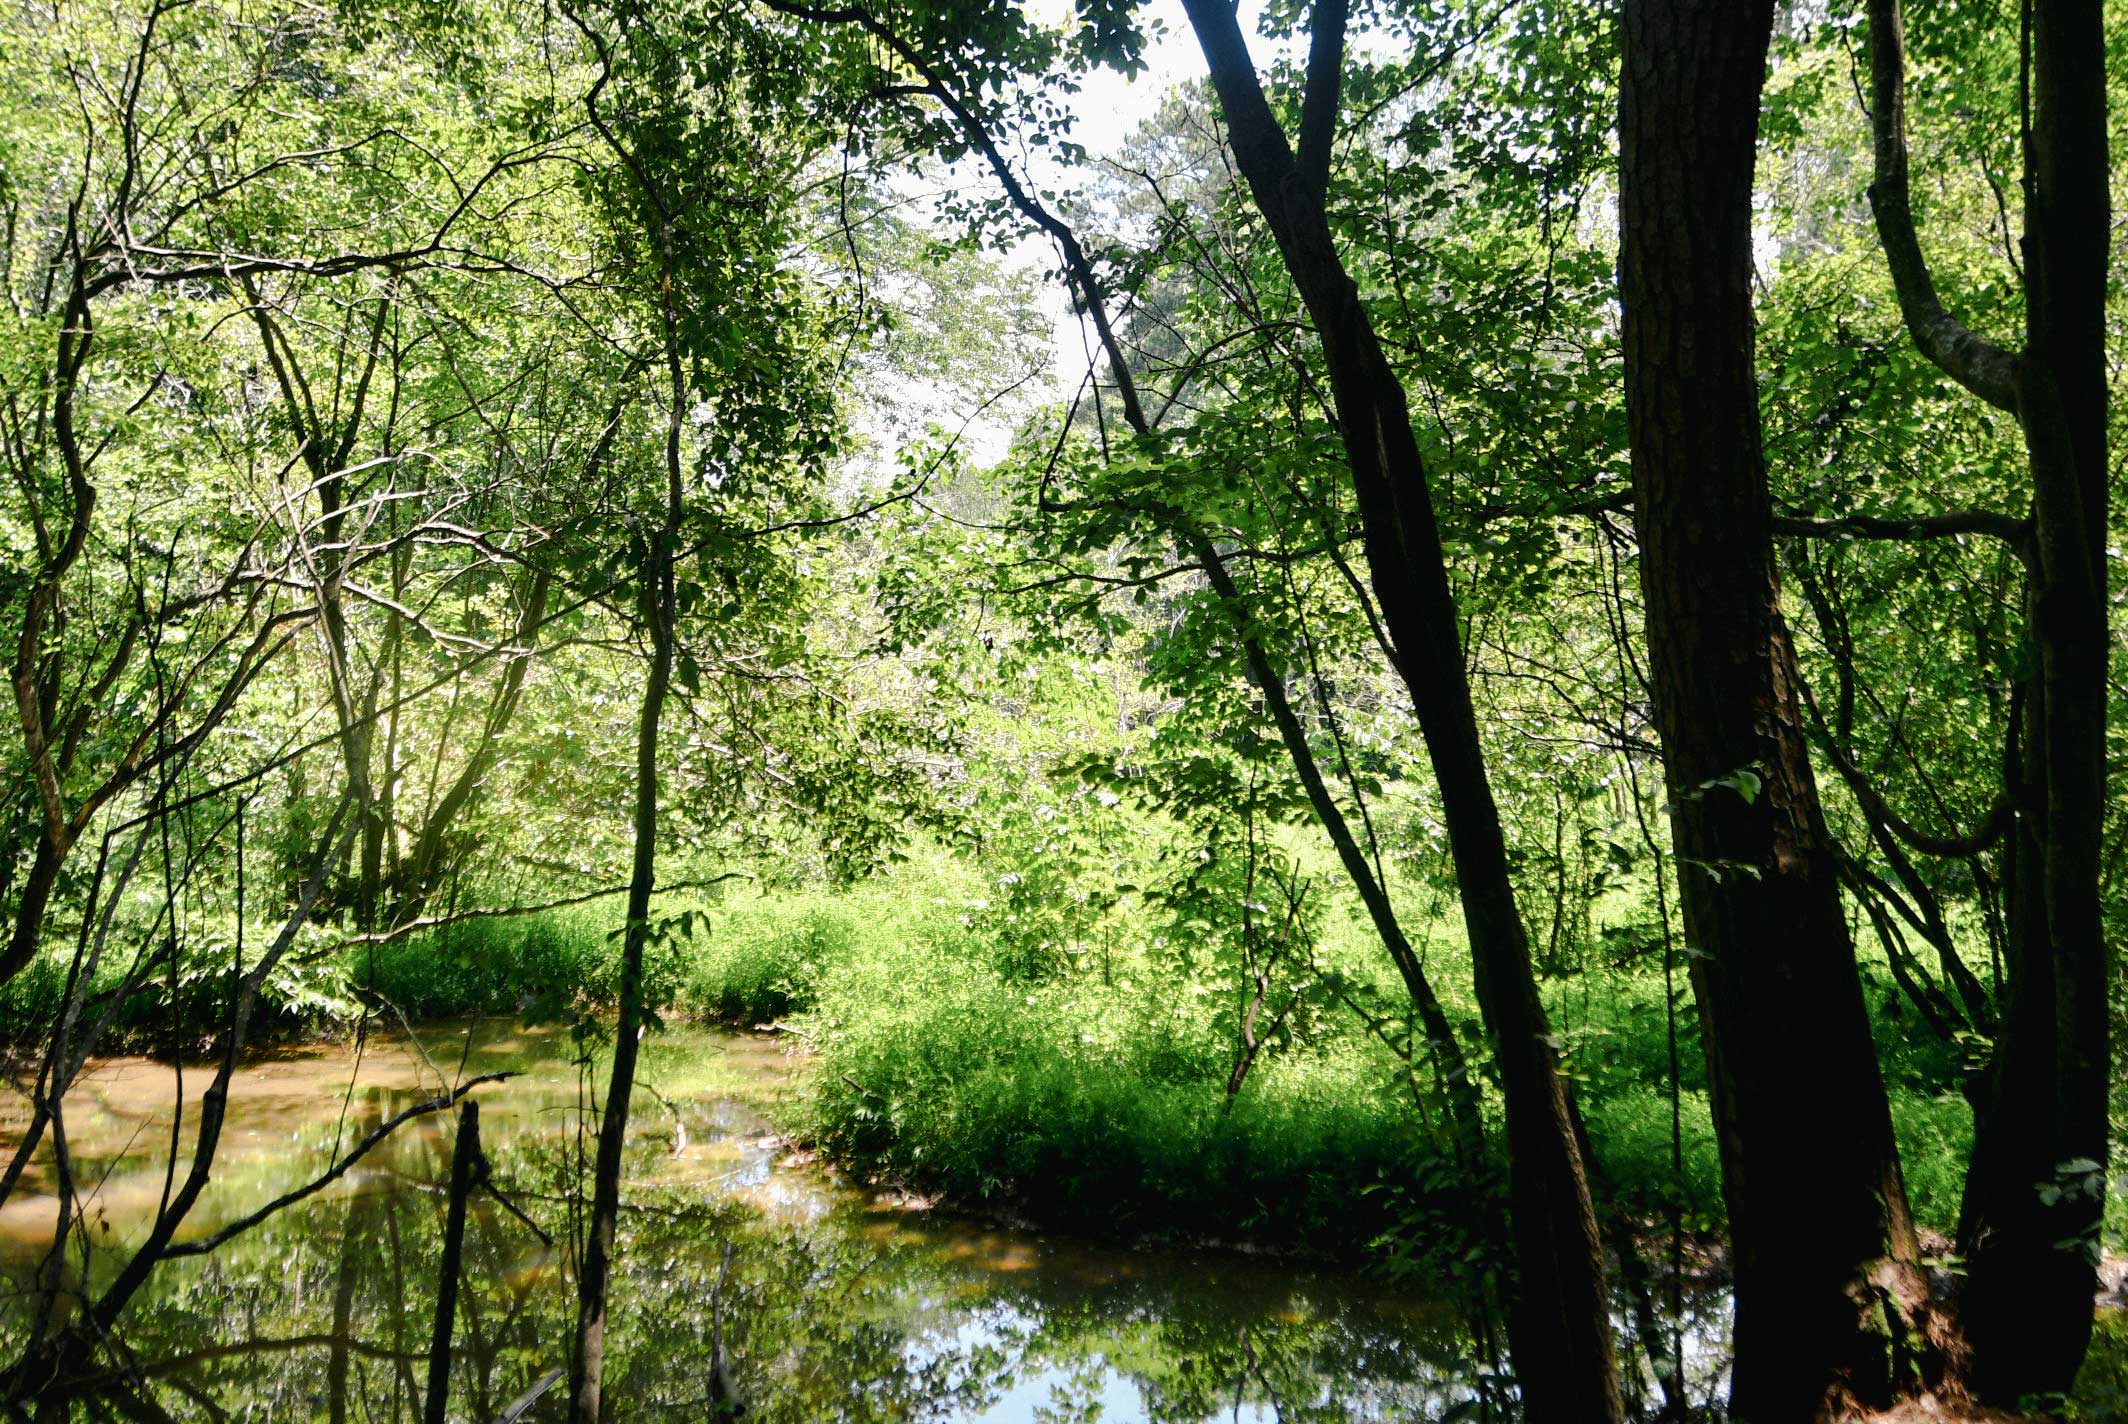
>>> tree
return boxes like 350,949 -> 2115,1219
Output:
1617,1 -> 1938,1415
1170,1 -> 1623,1413
1862,0 -> 2112,1402
557,5 -> 849,1413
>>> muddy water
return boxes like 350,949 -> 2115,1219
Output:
0,1020 -> 1532,1422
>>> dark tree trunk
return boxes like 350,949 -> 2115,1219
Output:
570,199 -> 687,1416
1857,0 -> 2111,1398
425,1100 -> 480,1424
1177,3 -> 1622,1415
0,830 -> 65,991
1618,3 -> 1934,1416
777,0 -> 1613,1403
1950,0 -> 2111,1399
568,537 -> 673,1424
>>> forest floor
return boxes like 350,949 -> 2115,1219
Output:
1868,1404 -> 2036,1423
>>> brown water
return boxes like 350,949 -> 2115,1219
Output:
0,1019 -> 1569,1421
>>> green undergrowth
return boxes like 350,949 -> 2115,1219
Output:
0,858 -> 2053,1260
0,930 -> 355,1053
351,901 -> 650,1018
793,931 -> 1455,1254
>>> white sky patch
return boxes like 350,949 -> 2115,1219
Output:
1032,0 -> 1289,421
854,0 -> 1297,478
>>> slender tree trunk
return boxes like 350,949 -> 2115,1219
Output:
1177,4 -> 1621,1415
425,1100 -> 480,1424
0,830 -> 65,990
780,0 -> 1614,1402
568,536 -> 674,1424
570,204 -> 687,1418
398,568 -> 554,917
1951,0 -> 2111,1399
1618,4 -> 1935,1416
1197,541 -> 1489,1178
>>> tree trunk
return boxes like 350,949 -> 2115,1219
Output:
1177,3 -> 1622,1415
1951,0 -> 2110,1399
568,537 -> 673,1424
1197,540 -> 1489,1180
1618,3 -> 1935,1416
0,829 -> 65,990
570,199 -> 687,1416
425,1099 -> 480,1424
397,568 -> 553,918
1856,0 -> 2111,1397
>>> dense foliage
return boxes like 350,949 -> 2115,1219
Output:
1,0 -> 2123,1418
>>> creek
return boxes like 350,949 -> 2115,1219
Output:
0,1018 -> 1566,1421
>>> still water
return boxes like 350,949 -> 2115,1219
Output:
0,1019 -> 1538,1421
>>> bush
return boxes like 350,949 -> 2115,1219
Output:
1887,1089 -> 1974,1231
0,923 -> 352,1053
681,896 -> 860,1023
351,903 -> 625,1018
793,922 -> 1454,1254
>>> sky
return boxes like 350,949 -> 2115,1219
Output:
851,0 -> 1297,475
1030,0 -> 1289,419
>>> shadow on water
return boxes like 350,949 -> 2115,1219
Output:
0,1019 -> 1731,1421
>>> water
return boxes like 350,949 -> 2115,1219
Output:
0,1019 -> 1508,1421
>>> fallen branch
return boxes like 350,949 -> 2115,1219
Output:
493,1367 -> 564,1424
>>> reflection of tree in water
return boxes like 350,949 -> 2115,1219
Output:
37,1157 -> 1510,1423
6,1059 -> 1627,1424
936,1268 -> 1488,1424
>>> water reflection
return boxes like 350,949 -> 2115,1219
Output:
0,1020 -> 1690,1421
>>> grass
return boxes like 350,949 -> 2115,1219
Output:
0,851 -> 2068,1265
792,926 -> 1452,1251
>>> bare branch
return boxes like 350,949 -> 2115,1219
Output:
162,1073 -> 515,1260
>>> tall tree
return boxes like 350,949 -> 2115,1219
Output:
1863,0 -> 2112,1401
561,4 -> 848,1409
1172,0 -> 1624,1414
1617,3 -> 1937,1416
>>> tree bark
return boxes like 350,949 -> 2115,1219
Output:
1177,2 -> 1622,1415
1942,0 -> 2111,1399
1618,3 -> 1934,1416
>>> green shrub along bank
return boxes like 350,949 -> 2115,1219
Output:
793,932 -> 1456,1253
353,902 -> 677,1020
0,928 -> 355,1052
0,859 -> 2006,1258
687,862 -> 1993,1253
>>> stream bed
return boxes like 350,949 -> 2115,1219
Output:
0,1018 -> 1539,1421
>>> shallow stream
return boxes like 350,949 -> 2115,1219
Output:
0,1019 -> 1550,1421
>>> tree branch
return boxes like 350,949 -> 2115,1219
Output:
1864,0 -> 2022,412
1296,0 -> 1349,201
162,1072 -> 515,1260
1772,505 -> 2032,557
